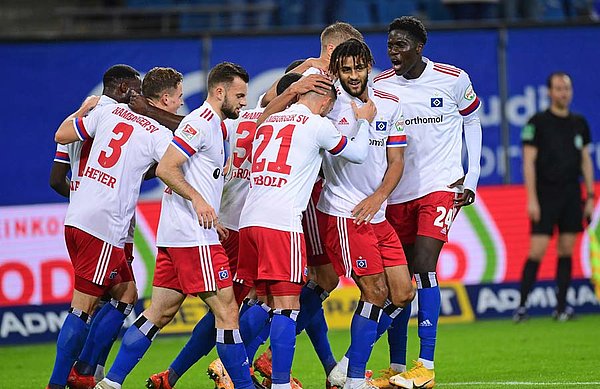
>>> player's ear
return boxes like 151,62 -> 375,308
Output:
214,85 -> 225,101
415,42 -> 424,55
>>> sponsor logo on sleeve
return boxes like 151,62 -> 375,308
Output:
394,116 -> 405,133
464,84 -> 476,101
431,97 -> 443,108
521,124 -> 535,141
181,124 -> 198,141
574,134 -> 583,150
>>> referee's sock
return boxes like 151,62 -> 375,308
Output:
169,311 -> 216,381
105,314 -> 159,385
416,272 -> 440,369
305,307 -> 337,375
519,258 -> 540,307
556,256 -> 572,312
49,308 -> 90,387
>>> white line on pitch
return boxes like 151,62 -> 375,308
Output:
438,382 -> 600,386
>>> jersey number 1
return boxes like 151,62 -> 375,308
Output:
252,124 -> 295,175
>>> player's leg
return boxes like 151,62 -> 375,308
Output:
201,285 -> 254,389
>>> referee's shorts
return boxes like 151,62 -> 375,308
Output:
532,184 -> 583,235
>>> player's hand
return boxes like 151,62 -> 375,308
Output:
454,189 -> 476,209
192,197 -> 218,229
291,74 -> 333,96
584,197 -> 594,225
128,91 -> 150,115
216,223 -> 230,242
352,193 -> 385,225
304,57 -> 330,74
527,198 -> 541,223
80,95 -> 100,115
352,99 -> 377,123
447,176 -> 465,189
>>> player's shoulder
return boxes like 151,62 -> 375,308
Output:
372,87 -> 400,104
373,68 -> 397,84
430,61 -> 465,78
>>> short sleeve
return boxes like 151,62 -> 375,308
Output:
316,118 -> 347,155
171,120 -> 206,158
386,104 -> 407,148
74,106 -> 103,141
521,116 -> 537,146
152,128 -> 174,162
455,72 -> 481,117
54,143 -> 70,164
581,116 -> 592,146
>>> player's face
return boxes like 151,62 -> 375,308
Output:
222,77 -> 248,119
548,74 -> 573,109
387,30 -> 422,76
163,82 -> 184,114
125,77 -> 142,97
338,56 -> 370,98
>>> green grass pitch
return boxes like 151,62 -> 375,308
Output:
3,315 -> 600,388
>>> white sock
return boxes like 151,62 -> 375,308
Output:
339,355 -> 350,373
418,358 -> 434,370
390,363 -> 406,373
271,383 -> 291,389
103,378 -> 122,389
344,377 -> 365,388
94,365 -> 105,382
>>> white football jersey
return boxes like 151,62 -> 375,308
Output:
239,103 -> 348,233
64,103 -> 172,247
373,58 -> 481,204
220,108 -> 263,231
318,86 -> 406,223
157,102 -> 227,247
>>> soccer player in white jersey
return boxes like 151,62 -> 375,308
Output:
307,38 -> 412,389
94,62 -> 255,389
64,67 -> 185,389
373,17 -> 482,389
50,66 -> 173,389
234,79 -> 375,388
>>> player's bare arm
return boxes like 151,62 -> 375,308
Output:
353,147 -> 404,225
156,145 -> 218,229
257,74 -> 333,126
49,161 -> 71,198
523,144 -> 540,222
581,143 -> 595,223
129,91 -> 184,131
54,95 -> 100,144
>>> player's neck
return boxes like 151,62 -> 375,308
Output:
403,58 -> 427,80
298,99 -> 320,115
549,104 -> 569,118
205,97 -> 223,119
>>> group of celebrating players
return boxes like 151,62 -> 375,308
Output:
46,15 -> 482,389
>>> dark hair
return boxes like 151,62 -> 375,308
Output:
142,67 -> 183,99
102,64 -> 140,89
329,38 -> 374,76
277,73 -> 302,95
546,71 -> 570,88
285,59 -> 305,73
388,16 -> 427,45
207,62 -> 249,91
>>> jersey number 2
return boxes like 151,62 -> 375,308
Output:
433,206 -> 454,228
252,124 -> 295,175
98,123 -> 134,168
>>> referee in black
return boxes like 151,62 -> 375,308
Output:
514,71 -> 595,322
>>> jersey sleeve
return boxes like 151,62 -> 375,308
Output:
152,128 -> 174,162
386,104 -> 407,148
521,115 -> 538,146
54,143 -> 70,164
74,105 -> 103,141
581,116 -> 592,146
316,118 -> 347,155
171,120 -> 206,158
455,71 -> 481,117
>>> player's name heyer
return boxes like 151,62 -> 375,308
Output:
111,106 -> 161,133
70,180 -> 80,192
82,166 -> 117,188
403,115 -> 443,126
264,113 -> 309,124
251,173 -> 287,188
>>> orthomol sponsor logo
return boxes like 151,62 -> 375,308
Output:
404,115 -> 443,126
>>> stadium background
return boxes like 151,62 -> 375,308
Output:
1,0 -> 600,349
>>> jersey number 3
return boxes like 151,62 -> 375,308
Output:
98,123 -> 134,168
252,124 -> 295,175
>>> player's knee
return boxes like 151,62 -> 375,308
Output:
319,272 -> 339,293
361,277 -> 388,306
390,285 -> 415,307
